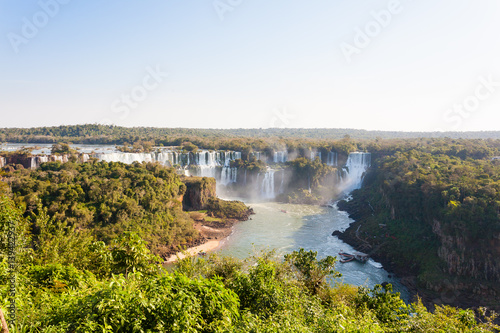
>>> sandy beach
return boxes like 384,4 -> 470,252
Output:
164,216 -> 236,263
166,240 -> 221,263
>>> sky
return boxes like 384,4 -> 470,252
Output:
1,0 -> 499,132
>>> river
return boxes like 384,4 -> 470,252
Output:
2,143 -> 410,299
217,200 -> 410,301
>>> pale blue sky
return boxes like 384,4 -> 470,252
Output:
1,0 -> 499,131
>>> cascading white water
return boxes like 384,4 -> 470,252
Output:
157,152 -> 176,167
327,152 -> 338,166
249,152 -> 265,161
96,152 -> 155,164
53,155 -> 69,164
310,151 -> 321,161
341,152 -> 371,193
220,167 -> 238,185
0,156 -> 5,168
279,170 -> 285,194
92,150 -> 242,186
273,151 -> 288,163
195,151 -> 219,178
261,169 -> 276,199
35,156 -> 49,169
28,155 -> 73,169
217,152 -> 241,186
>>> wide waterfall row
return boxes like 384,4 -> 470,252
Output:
341,152 -> 371,193
29,154 -> 90,169
92,150 -> 243,188
95,151 -> 241,169
1,149 -> 371,200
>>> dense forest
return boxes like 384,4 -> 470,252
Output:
338,140 -> 500,311
2,127 -> 500,331
1,190 -> 498,331
1,124 -> 500,151
2,161 -> 198,259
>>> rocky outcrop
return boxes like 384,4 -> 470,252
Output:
181,176 -> 217,211
337,185 -> 500,311
206,197 -> 254,221
433,219 -> 500,282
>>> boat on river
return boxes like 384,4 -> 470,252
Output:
338,251 -> 369,263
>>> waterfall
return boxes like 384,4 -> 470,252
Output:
37,156 -> 49,168
53,155 -> 69,163
261,169 -> 276,199
29,155 -> 71,169
196,151 -> 219,178
250,152 -> 264,161
0,156 -> 5,168
218,152 -> 240,185
96,152 -> 155,164
157,152 -> 176,167
327,152 -> 338,166
220,167 -> 238,186
279,170 -> 285,194
341,152 -> 371,193
273,151 -> 288,163
310,151 -> 321,161
91,150 -> 242,186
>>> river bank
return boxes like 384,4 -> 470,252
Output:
334,198 -> 456,309
332,218 -> 421,302
165,217 -> 237,263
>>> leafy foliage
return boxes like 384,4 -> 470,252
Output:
4,161 -> 197,256
206,198 -> 251,220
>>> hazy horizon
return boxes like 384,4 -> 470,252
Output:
1,1 -> 499,132
1,124 -> 500,133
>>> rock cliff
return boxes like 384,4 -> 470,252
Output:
181,176 -> 217,211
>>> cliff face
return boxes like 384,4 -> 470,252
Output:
433,219 -> 500,282
181,177 -> 217,211
338,166 -> 500,310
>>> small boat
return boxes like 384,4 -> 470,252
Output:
340,257 -> 354,263
280,209 -> 287,213
338,251 -> 369,263
353,252 -> 369,263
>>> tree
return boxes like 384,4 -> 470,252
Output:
284,248 -> 341,295
110,232 -> 161,277
50,142 -> 74,155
